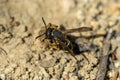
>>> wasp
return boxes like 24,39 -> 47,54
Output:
36,17 -> 92,60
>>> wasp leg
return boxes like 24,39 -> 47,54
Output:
48,23 -> 58,29
50,43 -> 60,50
55,38 -> 90,62
81,54 -> 89,63
35,33 -> 45,40
49,39 -> 60,50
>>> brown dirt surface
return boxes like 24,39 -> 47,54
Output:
0,0 -> 120,80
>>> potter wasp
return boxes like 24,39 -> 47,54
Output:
36,17 -> 92,60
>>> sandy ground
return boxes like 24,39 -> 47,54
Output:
0,0 -> 120,80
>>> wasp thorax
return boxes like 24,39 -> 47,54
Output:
52,30 -> 64,40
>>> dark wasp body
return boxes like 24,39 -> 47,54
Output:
48,27 -> 72,49
36,18 -> 72,49
36,17 -> 92,60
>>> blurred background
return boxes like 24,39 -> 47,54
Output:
0,0 -> 119,30
0,0 -> 120,80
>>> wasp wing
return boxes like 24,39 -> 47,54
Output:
63,27 -> 92,34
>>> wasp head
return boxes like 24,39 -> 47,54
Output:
45,28 -> 53,39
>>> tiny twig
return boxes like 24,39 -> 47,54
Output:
0,47 -> 8,55
96,29 -> 116,80
96,44 -> 111,80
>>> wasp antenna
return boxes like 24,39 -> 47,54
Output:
35,32 -> 45,40
42,17 -> 47,29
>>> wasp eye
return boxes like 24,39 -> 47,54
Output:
46,28 -> 52,38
